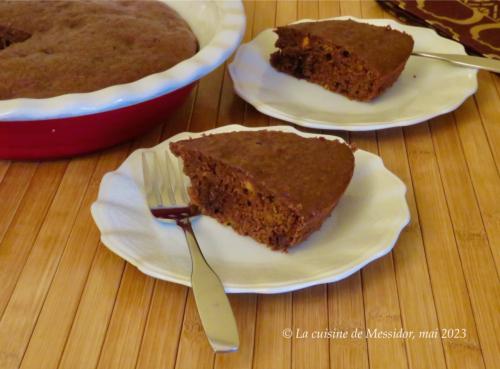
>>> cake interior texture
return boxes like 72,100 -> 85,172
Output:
170,131 -> 355,251
270,19 -> 414,101
0,0 -> 198,99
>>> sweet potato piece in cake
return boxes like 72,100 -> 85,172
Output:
270,19 -> 414,101
170,130 -> 355,251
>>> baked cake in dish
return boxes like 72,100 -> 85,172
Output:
170,130 -> 355,251
0,0 -> 197,99
270,19 -> 414,101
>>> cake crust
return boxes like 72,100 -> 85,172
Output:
0,0 -> 197,99
170,130 -> 355,250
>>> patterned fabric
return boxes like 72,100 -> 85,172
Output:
378,0 -> 500,59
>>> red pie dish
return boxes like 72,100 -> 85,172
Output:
0,0 -> 245,159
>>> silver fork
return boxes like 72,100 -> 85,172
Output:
142,150 -> 239,352
411,51 -> 500,73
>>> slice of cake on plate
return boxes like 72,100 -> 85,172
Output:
170,130 -> 355,251
270,19 -> 414,101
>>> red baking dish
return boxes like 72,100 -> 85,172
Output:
0,85 -> 193,160
0,0 -> 245,160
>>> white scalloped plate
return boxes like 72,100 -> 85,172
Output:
91,124 -> 410,293
228,17 -> 478,131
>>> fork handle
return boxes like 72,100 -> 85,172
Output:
178,218 -> 240,352
412,51 -> 500,73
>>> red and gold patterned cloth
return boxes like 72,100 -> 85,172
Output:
377,0 -> 500,59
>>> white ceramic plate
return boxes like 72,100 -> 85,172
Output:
228,17 -> 478,131
91,124 -> 410,293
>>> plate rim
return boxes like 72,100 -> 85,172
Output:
228,16 -> 478,131
91,124 -> 411,293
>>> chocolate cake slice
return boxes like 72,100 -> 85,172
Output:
170,130 -> 355,251
270,19 -> 414,101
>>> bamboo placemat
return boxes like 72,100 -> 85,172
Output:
0,2 -> 498,369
